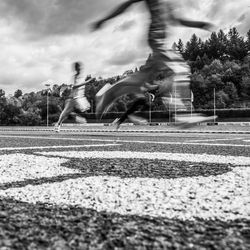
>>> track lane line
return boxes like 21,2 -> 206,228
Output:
0,144 -> 121,151
0,135 -> 249,148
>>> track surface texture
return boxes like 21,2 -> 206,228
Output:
0,125 -> 249,250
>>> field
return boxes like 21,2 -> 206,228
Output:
0,124 -> 249,249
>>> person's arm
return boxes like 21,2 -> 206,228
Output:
91,0 -> 142,30
72,78 -> 94,89
166,2 -> 214,31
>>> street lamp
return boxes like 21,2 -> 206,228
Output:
45,83 -> 51,127
43,82 -> 51,127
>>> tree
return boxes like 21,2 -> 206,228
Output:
14,89 -> 23,98
177,39 -> 184,53
2,104 -> 22,125
209,59 -> 223,75
18,111 -> 41,126
184,34 -> 200,61
217,30 -> 228,57
206,32 -> 221,59
216,90 -> 229,108
223,81 -> 239,105
246,29 -> 250,52
227,27 -> 248,60
241,77 -> 250,98
0,89 -> 5,98
193,55 -> 204,71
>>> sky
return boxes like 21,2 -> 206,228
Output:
0,0 -> 249,95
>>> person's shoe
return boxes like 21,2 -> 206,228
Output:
112,118 -> 121,130
174,113 -> 217,129
128,115 -> 148,125
75,115 -> 87,124
54,124 -> 60,133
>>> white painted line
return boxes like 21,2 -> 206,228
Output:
0,144 -> 121,151
0,135 -> 100,141
0,135 -> 249,148
188,138 -> 243,142
181,142 -> 249,147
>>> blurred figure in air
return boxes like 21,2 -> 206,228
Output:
92,0 -> 217,127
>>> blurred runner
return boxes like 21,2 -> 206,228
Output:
91,0 -> 217,126
54,62 -> 93,132
113,82 -> 159,129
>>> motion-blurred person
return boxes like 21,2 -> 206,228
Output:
91,0 -> 217,126
54,62 -> 93,132
113,82 -> 159,129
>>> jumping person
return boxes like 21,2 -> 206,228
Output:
54,62 -> 92,132
91,0 -> 217,126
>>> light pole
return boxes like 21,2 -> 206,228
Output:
45,83 -> 51,127
213,88 -> 216,123
174,84 -> 177,124
169,92 -> 172,124
148,93 -> 152,124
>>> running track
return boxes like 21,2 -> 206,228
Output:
0,127 -> 249,249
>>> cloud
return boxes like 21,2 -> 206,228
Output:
0,0 -> 249,95
237,14 -> 246,23
106,49 -> 138,66
0,0 -> 123,39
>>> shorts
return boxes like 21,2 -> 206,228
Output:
63,97 -> 90,114
73,97 -> 90,112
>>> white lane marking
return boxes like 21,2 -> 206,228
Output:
39,151 -> 250,165
188,138 -> 243,142
0,144 -> 121,151
0,135 -> 109,142
0,135 -> 249,148
0,151 -> 249,221
0,154 -> 80,183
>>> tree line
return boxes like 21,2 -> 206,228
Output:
0,27 -> 250,125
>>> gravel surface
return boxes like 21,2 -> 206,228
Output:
0,130 -> 249,249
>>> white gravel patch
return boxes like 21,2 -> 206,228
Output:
0,154 -> 80,183
0,167 -> 249,221
0,151 -> 249,221
40,151 -> 250,166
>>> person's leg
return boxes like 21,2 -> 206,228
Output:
115,97 -> 148,129
54,99 -> 74,131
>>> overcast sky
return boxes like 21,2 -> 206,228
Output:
0,0 -> 249,95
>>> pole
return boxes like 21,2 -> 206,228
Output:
45,83 -> 51,127
169,93 -> 172,124
190,91 -> 193,117
213,88 -> 216,123
174,85 -> 176,124
47,92 -> 49,127
149,94 -> 151,124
